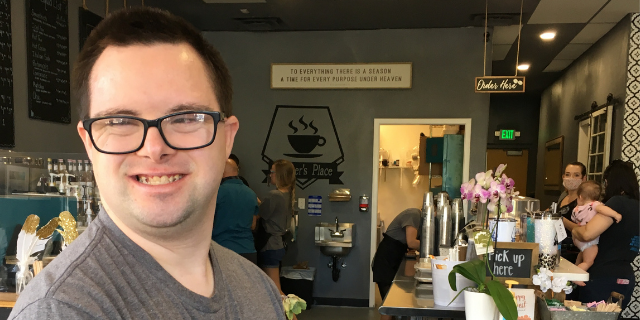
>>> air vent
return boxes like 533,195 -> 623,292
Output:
233,17 -> 284,31
470,13 -> 520,27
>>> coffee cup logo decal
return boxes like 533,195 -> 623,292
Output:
262,106 -> 344,190
286,116 -> 326,156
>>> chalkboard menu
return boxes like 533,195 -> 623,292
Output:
485,242 -> 539,284
26,0 -> 71,124
78,7 -> 102,51
0,0 -> 13,148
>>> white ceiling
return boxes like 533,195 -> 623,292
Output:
511,0 -> 639,72
570,23 -> 617,43
528,0 -> 610,24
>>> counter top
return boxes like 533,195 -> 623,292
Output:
0,293 -> 17,308
378,259 -> 465,319
552,257 -> 589,281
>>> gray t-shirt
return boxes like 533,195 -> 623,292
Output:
259,190 -> 292,251
9,212 -> 285,320
385,208 -> 421,244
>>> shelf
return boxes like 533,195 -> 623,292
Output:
551,257 -> 589,282
379,166 -> 412,169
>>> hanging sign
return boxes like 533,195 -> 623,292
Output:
475,76 -> 525,93
271,63 -> 412,89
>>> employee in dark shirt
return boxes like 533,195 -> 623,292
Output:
213,159 -> 259,265
565,160 -> 639,315
372,208 -> 421,320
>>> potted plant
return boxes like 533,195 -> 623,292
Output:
448,164 -> 519,320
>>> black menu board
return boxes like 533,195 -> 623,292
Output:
26,0 -> 71,124
78,7 -> 102,51
0,0 -> 13,148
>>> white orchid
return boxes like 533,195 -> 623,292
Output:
532,269 -> 573,295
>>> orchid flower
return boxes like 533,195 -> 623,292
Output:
475,170 -> 493,189
495,164 -> 507,177
460,179 -> 476,200
473,184 -> 491,203
501,174 -> 515,192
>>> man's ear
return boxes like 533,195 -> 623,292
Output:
77,121 -> 95,163
223,115 -> 239,159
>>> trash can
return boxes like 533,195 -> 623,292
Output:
280,266 -> 315,309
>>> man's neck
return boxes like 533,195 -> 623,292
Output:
104,205 -> 215,297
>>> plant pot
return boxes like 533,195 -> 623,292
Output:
431,257 -> 476,307
464,290 -> 499,320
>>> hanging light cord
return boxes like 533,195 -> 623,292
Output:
483,0 -> 488,76
515,0 -> 524,76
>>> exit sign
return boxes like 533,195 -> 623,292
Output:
500,130 -> 516,140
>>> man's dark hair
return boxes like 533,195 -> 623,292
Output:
567,162 -> 587,177
72,6 -> 233,120
603,160 -> 639,202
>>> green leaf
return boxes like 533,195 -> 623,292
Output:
486,280 -> 518,320
448,259 -> 486,290
447,285 -> 475,306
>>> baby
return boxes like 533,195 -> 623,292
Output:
571,181 -> 622,271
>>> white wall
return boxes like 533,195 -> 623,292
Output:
376,124 -> 457,230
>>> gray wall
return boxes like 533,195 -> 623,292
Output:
535,15 -> 631,207
204,28 -> 490,302
8,0 -> 140,152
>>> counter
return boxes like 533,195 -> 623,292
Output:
378,259 -> 465,319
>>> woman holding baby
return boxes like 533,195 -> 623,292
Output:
563,160 -> 639,313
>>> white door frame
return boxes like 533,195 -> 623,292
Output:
369,118 -> 472,307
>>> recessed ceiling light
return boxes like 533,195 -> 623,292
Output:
517,64 -> 530,71
540,32 -> 556,40
240,8 -> 250,14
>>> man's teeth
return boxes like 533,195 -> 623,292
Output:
137,175 -> 183,185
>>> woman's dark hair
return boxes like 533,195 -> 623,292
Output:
567,162 -> 587,177
603,160 -> 639,201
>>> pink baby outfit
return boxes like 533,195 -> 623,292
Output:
571,201 -> 602,251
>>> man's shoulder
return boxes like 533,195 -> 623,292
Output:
211,241 -> 268,280
10,222 -> 111,319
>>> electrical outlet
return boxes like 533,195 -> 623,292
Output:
298,198 -> 305,209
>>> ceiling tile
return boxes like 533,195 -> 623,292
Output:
543,59 -> 574,72
492,44 -> 512,60
590,0 -> 640,23
528,0 -> 609,24
570,23 -> 616,43
492,26 -> 521,45
555,43 -> 592,59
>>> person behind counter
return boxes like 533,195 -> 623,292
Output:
9,7 -> 285,320
258,159 -> 296,293
372,208 -> 421,320
564,160 -> 639,315
212,159 -> 260,265
556,162 -> 587,263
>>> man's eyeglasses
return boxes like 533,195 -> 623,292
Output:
82,111 -> 225,154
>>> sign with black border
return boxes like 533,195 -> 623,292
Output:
485,242 -> 539,285
475,76 -> 525,93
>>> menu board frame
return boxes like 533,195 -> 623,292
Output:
26,0 -> 71,124
0,0 -> 13,148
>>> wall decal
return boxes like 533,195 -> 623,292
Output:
621,13 -> 640,320
262,105 -> 344,190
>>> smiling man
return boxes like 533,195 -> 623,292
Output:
9,7 -> 285,320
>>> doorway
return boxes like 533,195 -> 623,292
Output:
369,118 -> 472,307
486,149 -> 529,196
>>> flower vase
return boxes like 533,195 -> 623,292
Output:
464,290 -> 500,320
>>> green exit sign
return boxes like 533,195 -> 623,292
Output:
500,129 -> 516,140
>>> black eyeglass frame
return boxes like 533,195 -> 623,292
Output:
82,111 -> 225,155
